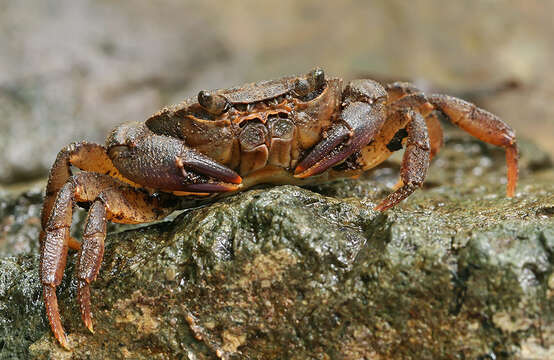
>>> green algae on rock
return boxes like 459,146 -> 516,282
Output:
0,133 -> 552,359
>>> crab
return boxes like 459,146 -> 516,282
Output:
40,68 -> 518,348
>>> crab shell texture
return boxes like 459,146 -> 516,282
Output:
109,69 -> 354,195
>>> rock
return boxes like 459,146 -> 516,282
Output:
0,132 -> 552,359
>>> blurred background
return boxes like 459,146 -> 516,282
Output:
1,0 -> 553,184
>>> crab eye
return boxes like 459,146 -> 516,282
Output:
308,67 -> 325,89
197,90 -> 228,115
293,78 -> 311,97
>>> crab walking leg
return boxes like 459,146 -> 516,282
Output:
375,111 -> 431,211
42,172 -> 176,348
389,112 -> 444,191
424,111 -> 444,161
75,183 -> 178,335
385,82 -> 443,161
42,182 -> 75,349
76,200 -> 106,334
428,94 -> 518,196
295,79 -> 387,178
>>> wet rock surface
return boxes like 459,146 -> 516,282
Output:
1,132 -> 552,359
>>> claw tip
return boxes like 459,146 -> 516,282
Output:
293,165 -> 305,175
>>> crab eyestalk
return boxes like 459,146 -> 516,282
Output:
308,67 -> 325,89
293,68 -> 326,97
197,90 -> 228,115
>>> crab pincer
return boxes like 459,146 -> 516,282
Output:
294,80 -> 388,178
107,122 -> 242,193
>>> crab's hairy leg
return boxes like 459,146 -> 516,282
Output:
428,94 -> 518,196
77,199 -> 106,334
42,181 -> 74,349
375,111 -> 430,211
42,171 -> 176,348
108,123 -> 241,192
75,176 -> 177,334
295,80 -> 387,178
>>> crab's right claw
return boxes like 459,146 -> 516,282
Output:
108,124 -> 242,193
295,80 -> 387,178
175,149 -> 242,192
295,101 -> 386,178
175,150 -> 241,193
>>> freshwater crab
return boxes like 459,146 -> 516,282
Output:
40,68 -> 518,348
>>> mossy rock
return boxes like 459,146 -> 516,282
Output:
1,132 -> 553,359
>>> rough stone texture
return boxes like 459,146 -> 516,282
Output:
1,0 -> 554,183
0,131 -> 552,359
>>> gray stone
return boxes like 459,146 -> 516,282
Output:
0,131 -> 552,359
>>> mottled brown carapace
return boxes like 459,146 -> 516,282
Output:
40,68 -> 518,348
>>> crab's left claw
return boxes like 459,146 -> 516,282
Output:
295,80 -> 387,178
108,123 -> 242,193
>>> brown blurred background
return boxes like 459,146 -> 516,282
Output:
1,0 -> 553,184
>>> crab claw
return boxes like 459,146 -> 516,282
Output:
295,101 -> 386,178
108,122 -> 242,192
295,79 -> 387,178
176,151 -> 242,185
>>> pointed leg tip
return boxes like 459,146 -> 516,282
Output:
78,281 -> 95,334
44,285 -> 70,349
85,319 -> 95,334
57,333 -> 70,350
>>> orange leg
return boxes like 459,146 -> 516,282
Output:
41,172 -> 176,349
428,94 -> 518,196
386,83 -> 516,197
375,110 -> 430,211
425,111 -> 444,161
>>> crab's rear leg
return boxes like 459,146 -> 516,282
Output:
375,110 -> 430,211
429,94 -> 518,196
